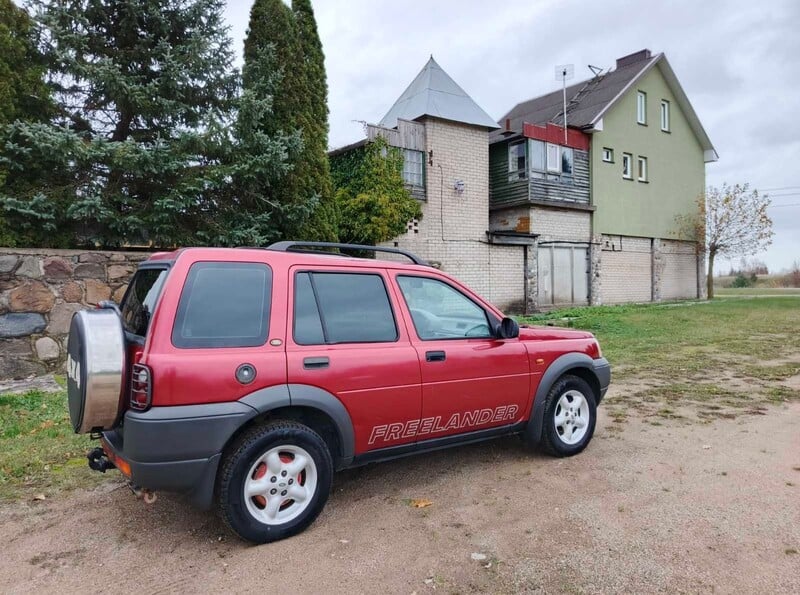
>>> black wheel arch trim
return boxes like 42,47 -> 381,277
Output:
526,354 -> 610,446
240,383 -> 355,467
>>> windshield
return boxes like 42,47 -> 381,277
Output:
121,268 -> 169,336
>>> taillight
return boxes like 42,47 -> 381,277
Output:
130,363 -> 152,410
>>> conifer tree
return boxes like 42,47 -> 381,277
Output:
243,0 -> 336,241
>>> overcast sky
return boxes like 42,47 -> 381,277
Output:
226,0 -> 800,271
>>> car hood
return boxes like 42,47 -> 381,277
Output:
518,325 -> 595,341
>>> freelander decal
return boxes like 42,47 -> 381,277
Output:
368,405 -> 520,445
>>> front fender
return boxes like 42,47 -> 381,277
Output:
526,354 -> 610,446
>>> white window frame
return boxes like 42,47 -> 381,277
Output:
660,100 -> 670,132
637,91 -> 647,125
602,147 -> 614,163
622,153 -> 633,179
402,149 -> 424,187
637,156 -> 648,182
546,143 -> 560,172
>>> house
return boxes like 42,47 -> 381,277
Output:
331,49 -> 716,313
490,49 -> 716,309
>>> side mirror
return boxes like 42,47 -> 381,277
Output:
496,317 -> 519,339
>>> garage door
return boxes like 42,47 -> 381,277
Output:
538,245 -> 589,307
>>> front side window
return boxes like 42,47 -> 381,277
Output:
508,141 -> 526,180
172,262 -> 272,348
397,276 -> 492,340
622,153 -> 633,179
637,91 -> 647,124
121,267 -> 169,337
402,149 -> 424,187
293,272 -> 397,345
638,156 -> 648,181
660,100 -> 670,131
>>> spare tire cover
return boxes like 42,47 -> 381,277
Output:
67,309 -> 126,434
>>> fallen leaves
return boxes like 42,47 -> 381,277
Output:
407,498 -> 433,509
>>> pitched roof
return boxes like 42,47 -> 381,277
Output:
379,57 -> 499,130
493,50 -> 718,162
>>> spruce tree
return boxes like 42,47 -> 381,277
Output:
0,0 -> 50,125
0,0 -> 273,248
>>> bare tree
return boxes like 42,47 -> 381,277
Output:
677,183 -> 773,299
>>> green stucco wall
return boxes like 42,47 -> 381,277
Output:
591,65 -> 705,240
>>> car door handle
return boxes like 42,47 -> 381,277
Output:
425,350 -> 446,362
303,356 -> 330,370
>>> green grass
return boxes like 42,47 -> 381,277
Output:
519,298 -> 800,417
715,287 -> 800,296
520,298 -> 800,379
0,390 -> 106,501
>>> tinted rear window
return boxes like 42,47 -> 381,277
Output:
172,262 -> 272,348
293,272 -> 397,344
121,268 -> 169,336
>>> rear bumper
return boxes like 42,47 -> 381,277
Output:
593,357 -> 611,402
100,401 -> 256,510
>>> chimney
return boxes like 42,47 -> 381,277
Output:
616,49 -> 652,69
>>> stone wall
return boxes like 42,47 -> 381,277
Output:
0,248 -> 149,380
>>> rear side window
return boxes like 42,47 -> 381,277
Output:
172,262 -> 272,348
293,272 -> 397,344
121,268 -> 169,336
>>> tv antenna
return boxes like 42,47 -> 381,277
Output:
588,64 -> 603,77
555,64 -> 574,143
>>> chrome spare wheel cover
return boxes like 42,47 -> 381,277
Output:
67,309 -> 126,434
554,389 -> 590,445
244,445 -> 318,526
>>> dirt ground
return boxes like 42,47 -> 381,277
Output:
1,383 -> 799,594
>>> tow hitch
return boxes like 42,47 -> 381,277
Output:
87,447 -> 116,473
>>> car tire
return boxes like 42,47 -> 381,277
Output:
539,374 -> 597,457
217,420 -> 333,544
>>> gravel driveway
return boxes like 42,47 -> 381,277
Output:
1,387 -> 798,594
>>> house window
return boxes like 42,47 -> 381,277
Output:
602,147 -> 614,163
546,143 -> 560,172
528,139 -> 573,183
637,91 -> 647,125
660,100 -> 670,131
637,156 -> 648,182
508,141 -> 526,180
622,153 -> 633,179
402,149 -> 424,187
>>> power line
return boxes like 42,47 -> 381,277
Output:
768,203 -> 800,208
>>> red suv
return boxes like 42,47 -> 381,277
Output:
66,242 -> 610,543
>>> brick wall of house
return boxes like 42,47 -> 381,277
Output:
487,245 -> 525,313
0,248 -> 148,380
598,235 -> 653,304
661,239 -> 699,300
529,206 -> 591,242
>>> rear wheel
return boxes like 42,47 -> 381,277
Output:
539,375 -> 597,457
217,420 -> 333,544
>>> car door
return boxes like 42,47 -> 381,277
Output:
285,266 -> 422,453
392,273 -> 530,441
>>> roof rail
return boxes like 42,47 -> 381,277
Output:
267,241 -> 429,266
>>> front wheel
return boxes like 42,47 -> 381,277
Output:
216,420 -> 333,543
539,375 -> 597,457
